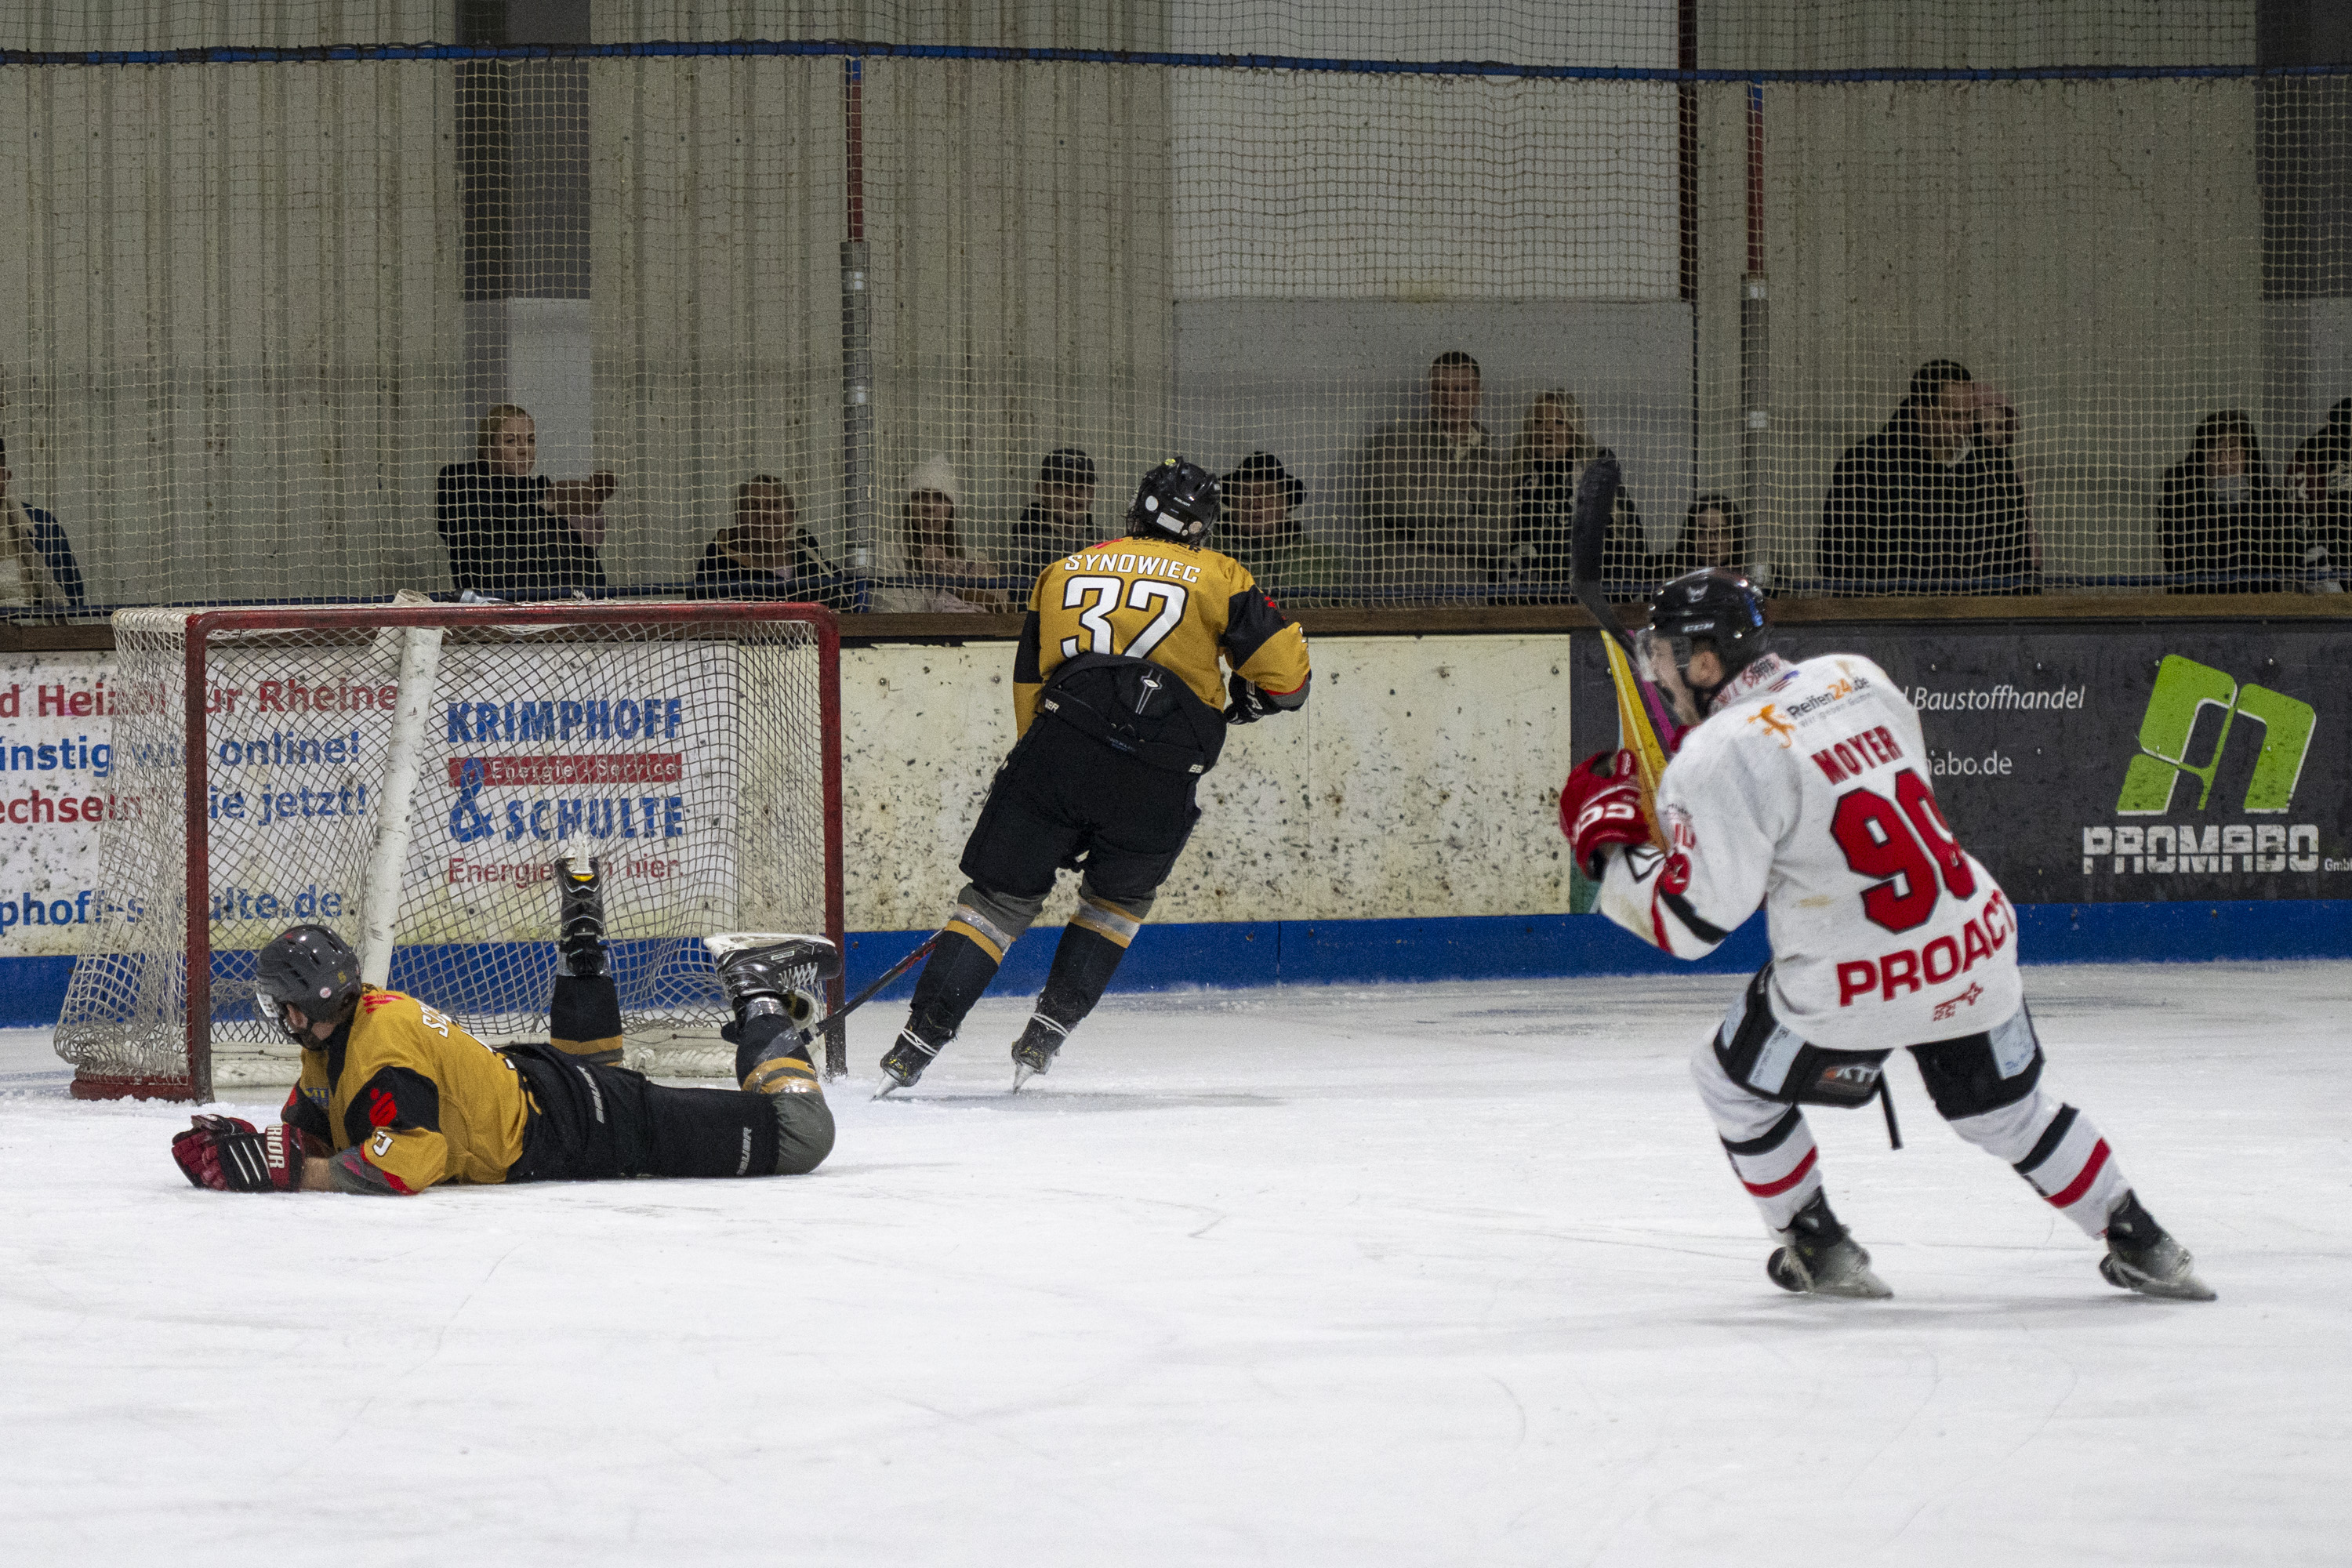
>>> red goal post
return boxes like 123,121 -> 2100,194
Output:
56,601 -> 845,1101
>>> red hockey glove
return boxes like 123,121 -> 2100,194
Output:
171,1114 -> 308,1193
1559,749 -> 1649,879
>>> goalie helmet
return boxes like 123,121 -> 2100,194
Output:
1126,457 -> 1220,548
254,924 -> 365,1043
1638,567 -> 1771,721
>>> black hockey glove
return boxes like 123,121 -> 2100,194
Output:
1223,673 -> 1283,724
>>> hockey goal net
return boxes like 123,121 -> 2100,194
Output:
55,601 -> 844,1101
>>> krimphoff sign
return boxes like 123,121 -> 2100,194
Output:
1573,622 -> 2349,904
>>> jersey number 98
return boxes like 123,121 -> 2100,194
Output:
1829,768 -> 1976,934
1060,575 -> 1189,661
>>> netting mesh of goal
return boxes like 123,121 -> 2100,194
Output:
0,5 -> 2344,611
54,604 -> 837,1091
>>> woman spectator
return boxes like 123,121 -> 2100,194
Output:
1659,494 -> 1759,583
869,456 -> 1007,614
0,434 -> 85,610
1218,452 -> 1345,606
694,475 -> 846,604
2159,412 -> 2308,593
436,405 -> 615,597
1493,390 -> 1646,604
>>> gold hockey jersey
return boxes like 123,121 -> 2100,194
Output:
1013,533 -> 1312,735
280,985 -> 531,1194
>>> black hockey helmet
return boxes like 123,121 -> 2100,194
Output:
254,924 -> 365,1044
1639,567 -> 1771,720
1127,457 -> 1220,548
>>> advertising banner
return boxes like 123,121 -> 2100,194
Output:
1573,622 -> 2352,904
0,651 -> 116,957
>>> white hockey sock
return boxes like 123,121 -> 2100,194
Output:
1693,1029 -> 1825,1232
1947,1090 -> 2132,1238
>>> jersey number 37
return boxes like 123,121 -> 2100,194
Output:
1060,575 -> 1189,660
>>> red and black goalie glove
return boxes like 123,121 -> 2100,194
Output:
171,1114 -> 310,1193
1559,749 -> 1649,880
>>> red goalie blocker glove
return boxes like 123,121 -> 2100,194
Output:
171,1114 -> 314,1193
1559,749 -> 1648,880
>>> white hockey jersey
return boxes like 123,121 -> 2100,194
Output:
1595,651 -> 2023,1049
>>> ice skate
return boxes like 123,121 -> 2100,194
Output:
704,932 -> 840,1017
1009,1014 -> 1069,1093
555,855 -> 607,978
1766,1193 -> 1892,1299
2099,1192 -> 2216,1301
876,1026 -> 946,1098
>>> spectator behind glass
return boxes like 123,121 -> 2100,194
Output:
692,475 -> 846,605
2157,412 -> 2317,593
2284,395 -> 2351,591
1218,452 -> 1344,607
436,404 -> 616,597
1817,358 -> 2034,596
0,434 -> 85,610
1010,447 -> 1098,581
1492,390 -> 1646,604
869,455 -> 1006,614
1661,494 -> 1757,582
1359,350 -> 1506,602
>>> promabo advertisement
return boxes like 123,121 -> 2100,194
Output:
1571,622 -> 2351,904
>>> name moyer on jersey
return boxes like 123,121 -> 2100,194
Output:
1561,567 -> 2212,1301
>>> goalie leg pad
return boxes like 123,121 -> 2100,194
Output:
1693,1029 -> 1827,1232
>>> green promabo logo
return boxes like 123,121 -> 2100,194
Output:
2116,655 -> 2315,815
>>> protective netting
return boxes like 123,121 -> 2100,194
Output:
0,6 -> 2345,609
54,604 -> 840,1094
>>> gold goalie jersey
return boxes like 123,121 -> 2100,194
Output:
279,985 -> 531,1194
1012,533 -> 1312,735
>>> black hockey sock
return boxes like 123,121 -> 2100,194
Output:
1036,923 -> 1129,1030
548,973 -> 625,1065
730,1011 -> 815,1088
905,927 -> 1004,1044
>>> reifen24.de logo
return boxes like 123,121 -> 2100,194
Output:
2082,655 -> 2327,877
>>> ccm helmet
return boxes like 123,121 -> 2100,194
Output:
1638,567 -> 1771,722
1126,457 -> 1220,548
253,924 -> 365,1043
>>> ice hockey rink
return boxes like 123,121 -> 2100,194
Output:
4,960 -> 2345,1566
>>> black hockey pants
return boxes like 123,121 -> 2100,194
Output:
506,1045 -> 833,1181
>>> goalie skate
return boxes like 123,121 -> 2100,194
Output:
555,855 -> 607,978
1766,1194 -> 1893,1299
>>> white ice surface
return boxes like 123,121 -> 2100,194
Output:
3,963 -> 2347,1566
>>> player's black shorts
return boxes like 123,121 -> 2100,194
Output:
1715,962 -> 2045,1120
959,717 -> 1201,906
505,1045 -> 782,1181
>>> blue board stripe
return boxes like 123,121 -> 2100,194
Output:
12,900 -> 2345,1027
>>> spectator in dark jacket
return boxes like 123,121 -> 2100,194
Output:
2284,395 -> 2350,590
0,434 -> 85,610
1818,359 -> 2034,596
2158,411 -> 2312,593
1491,390 -> 1647,604
436,404 -> 616,597
692,475 -> 846,605
1009,448 -> 1098,582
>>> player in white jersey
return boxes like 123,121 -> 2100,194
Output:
1559,568 -> 2212,1301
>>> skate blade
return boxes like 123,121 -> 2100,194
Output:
872,1080 -> 903,1101
1011,1065 -> 1035,1094
2102,1255 -> 2217,1301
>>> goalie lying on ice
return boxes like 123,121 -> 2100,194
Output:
1560,568 -> 2212,1302
170,860 -> 838,1195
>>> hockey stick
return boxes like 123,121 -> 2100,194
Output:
822,935 -> 938,1031
1569,450 -> 1679,848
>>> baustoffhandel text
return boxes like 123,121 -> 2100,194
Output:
1908,684 -> 2088,712
2082,823 -> 2323,874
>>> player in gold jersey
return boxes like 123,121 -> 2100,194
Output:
879,458 -> 1312,1093
168,862 -> 838,1195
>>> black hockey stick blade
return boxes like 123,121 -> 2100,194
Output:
1569,447 -> 1635,652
